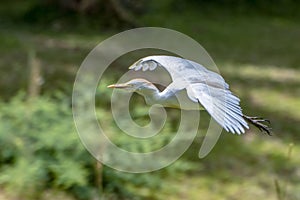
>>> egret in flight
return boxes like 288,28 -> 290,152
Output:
108,55 -> 271,135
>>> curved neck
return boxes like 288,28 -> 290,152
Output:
136,84 -> 161,105
136,84 -> 178,107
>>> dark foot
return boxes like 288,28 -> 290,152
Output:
243,115 -> 272,135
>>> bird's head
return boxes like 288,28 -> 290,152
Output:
107,78 -> 156,93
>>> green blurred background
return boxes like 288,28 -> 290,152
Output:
0,0 -> 300,199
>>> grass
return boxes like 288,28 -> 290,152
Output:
1,4 -> 300,200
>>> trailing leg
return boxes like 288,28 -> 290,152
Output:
243,115 -> 272,135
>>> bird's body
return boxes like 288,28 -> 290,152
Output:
129,78 -> 202,110
108,55 -> 271,135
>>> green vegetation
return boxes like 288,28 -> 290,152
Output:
0,0 -> 300,199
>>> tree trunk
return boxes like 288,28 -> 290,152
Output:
27,49 -> 42,100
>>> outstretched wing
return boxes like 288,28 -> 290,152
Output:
186,83 -> 249,134
129,55 -> 249,134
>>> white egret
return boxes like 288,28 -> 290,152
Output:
108,55 -> 271,135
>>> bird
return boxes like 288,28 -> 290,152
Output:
108,55 -> 271,135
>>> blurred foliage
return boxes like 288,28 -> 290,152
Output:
0,93 -> 91,199
170,0 -> 300,16
1,0 -> 299,31
0,92 -> 197,199
0,0 -> 147,29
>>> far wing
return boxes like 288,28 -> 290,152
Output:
186,83 -> 249,134
129,55 -> 229,90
